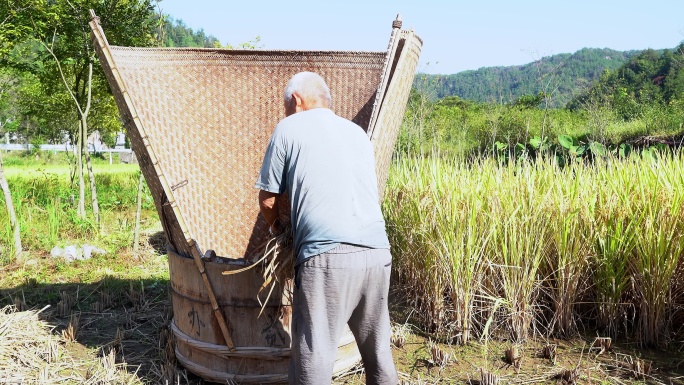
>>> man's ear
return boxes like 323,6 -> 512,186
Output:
292,93 -> 304,113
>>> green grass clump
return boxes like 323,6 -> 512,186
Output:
0,161 -> 155,264
398,95 -> 684,159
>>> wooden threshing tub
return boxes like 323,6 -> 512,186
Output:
89,11 -> 421,383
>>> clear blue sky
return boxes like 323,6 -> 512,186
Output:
157,0 -> 684,75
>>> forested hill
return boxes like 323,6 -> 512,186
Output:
160,17 -> 221,48
158,16 -> 261,49
414,48 -> 641,108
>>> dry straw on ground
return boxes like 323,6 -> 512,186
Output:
0,305 -> 142,384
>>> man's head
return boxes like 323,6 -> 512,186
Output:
283,72 -> 332,116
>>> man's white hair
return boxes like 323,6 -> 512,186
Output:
284,71 -> 332,107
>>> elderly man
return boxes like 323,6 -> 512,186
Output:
255,71 -> 398,385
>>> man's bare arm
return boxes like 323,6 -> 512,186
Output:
258,189 -> 280,232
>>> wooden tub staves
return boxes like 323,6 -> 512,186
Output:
89,10 -> 421,383
168,247 -> 359,383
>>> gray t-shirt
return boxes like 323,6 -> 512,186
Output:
255,108 -> 390,265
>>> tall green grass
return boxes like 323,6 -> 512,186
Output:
384,153 -> 684,346
398,94 -> 684,159
488,162 -> 550,342
0,167 -> 154,264
385,157 -> 492,339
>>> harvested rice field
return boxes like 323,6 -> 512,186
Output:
2,154 -> 684,384
2,228 -> 684,384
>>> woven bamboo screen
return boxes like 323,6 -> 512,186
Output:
89,15 -> 421,260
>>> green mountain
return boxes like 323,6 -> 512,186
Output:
414,48 -> 642,107
155,15 -> 261,49
568,46 -> 684,118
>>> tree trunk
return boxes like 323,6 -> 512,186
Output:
82,63 -> 99,227
82,118 -> 100,226
0,152 -> 21,259
76,118 -> 85,218
38,38 -> 96,224
133,171 -> 144,254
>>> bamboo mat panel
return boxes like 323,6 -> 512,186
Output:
106,47 -> 385,258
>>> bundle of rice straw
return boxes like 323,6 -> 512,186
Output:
224,223 -> 294,317
0,305 -> 141,384
255,223 -> 294,315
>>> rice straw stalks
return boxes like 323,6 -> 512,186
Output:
159,326 -> 176,366
255,224 -> 293,316
13,295 -> 27,312
545,165 -> 592,338
100,347 -> 117,373
84,347 -> 141,384
0,306 -> 57,382
223,223 -> 294,318
153,325 -> 182,384
504,344 -> 522,373
391,333 -> 406,349
555,342 -> 585,385
427,339 -> 450,368
61,313 -> 79,342
391,322 -> 410,348
57,291 -> 76,318
128,281 -> 144,310
590,337 -> 611,356
110,327 -> 124,354
0,306 -> 142,384
479,368 -> 500,385
491,204 -> 549,342
541,343 -> 557,364
631,190 -> 684,346
556,368 -> 579,384
100,290 -> 113,309
631,357 -> 652,379
91,301 -> 104,313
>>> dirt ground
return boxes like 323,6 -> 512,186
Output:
2,237 -> 684,384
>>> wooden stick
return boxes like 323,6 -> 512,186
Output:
89,11 -> 236,351
133,171 -> 144,254
188,239 -> 236,351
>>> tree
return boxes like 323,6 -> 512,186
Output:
0,42 -> 26,260
0,69 -> 22,259
3,0 -> 155,225
0,151 -> 20,259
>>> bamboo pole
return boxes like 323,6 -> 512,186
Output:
367,14 -> 403,138
88,10 -> 236,351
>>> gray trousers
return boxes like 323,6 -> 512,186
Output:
289,244 -> 398,385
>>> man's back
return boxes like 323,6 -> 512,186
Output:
256,72 -> 398,385
256,108 -> 389,265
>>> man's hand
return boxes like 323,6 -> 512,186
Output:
258,190 -> 281,234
